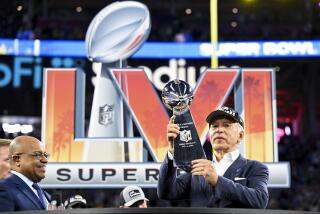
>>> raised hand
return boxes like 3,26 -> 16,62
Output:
167,115 -> 180,154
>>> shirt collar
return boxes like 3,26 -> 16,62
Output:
213,149 -> 239,163
11,170 -> 35,188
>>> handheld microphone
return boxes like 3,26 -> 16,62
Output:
50,193 -> 63,206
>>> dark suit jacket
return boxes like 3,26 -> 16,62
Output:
157,154 -> 269,208
0,173 -> 50,211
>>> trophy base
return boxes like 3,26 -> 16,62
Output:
174,162 -> 192,172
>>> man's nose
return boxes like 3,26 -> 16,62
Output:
215,126 -> 224,133
40,157 -> 48,163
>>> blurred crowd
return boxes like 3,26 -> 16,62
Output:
268,135 -> 320,211
1,0 -> 320,42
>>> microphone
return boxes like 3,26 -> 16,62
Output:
50,193 -> 63,206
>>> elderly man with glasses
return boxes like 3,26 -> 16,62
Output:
0,135 -> 51,211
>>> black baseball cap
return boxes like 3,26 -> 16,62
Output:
206,106 -> 244,128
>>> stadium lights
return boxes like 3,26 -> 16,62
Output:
2,123 -> 33,134
232,8 -> 238,14
185,8 -> 192,15
76,6 -> 82,13
17,5 -> 23,12
284,126 -> 291,136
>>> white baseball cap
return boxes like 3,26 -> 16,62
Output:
119,185 -> 149,207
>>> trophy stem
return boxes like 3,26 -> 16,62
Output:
173,109 -> 206,172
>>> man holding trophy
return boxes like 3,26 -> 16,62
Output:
157,80 -> 269,208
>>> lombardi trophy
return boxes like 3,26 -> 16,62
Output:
84,1 -> 151,162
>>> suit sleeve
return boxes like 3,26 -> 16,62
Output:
0,181 -> 14,211
157,154 -> 191,200
214,161 -> 269,208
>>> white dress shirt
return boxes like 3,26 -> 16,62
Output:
168,149 -> 239,176
213,149 -> 239,176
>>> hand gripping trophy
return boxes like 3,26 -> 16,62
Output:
162,79 -> 206,172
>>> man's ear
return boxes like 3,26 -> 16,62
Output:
239,130 -> 244,142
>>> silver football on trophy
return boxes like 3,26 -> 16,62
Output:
85,1 -> 151,63
161,79 -> 193,113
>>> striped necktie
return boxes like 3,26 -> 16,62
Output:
32,183 -> 46,209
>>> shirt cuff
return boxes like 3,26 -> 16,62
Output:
167,151 -> 174,160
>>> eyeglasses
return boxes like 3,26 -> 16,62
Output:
15,151 -> 50,160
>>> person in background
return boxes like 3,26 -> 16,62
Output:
0,135 -> 51,211
0,139 -> 11,180
64,195 -> 87,209
119,185 -> 149,208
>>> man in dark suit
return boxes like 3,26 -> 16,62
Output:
0,135 -> 51,211
0,139 -> 11,180
158,106 -> 269,208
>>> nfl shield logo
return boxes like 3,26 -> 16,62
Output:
99,104 -> 114,126
179,130 -> 192,142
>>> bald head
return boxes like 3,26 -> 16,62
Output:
9,136 -> 42,157
9,135 -> 47,183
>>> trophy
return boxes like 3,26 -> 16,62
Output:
162,79 -> 206,172
83,1 -> 151,162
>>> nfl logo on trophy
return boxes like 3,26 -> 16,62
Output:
98,104 -> 114,127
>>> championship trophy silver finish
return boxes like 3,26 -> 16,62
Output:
162,79 -> 206,172
83,1 -> 151,162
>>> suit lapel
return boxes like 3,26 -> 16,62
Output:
208,155 -> 247,207
10,174 -> 45,210
223,154 -> 247,180
44,191 -> 51,202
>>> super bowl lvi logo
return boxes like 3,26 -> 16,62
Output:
99,104 -> 114,126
